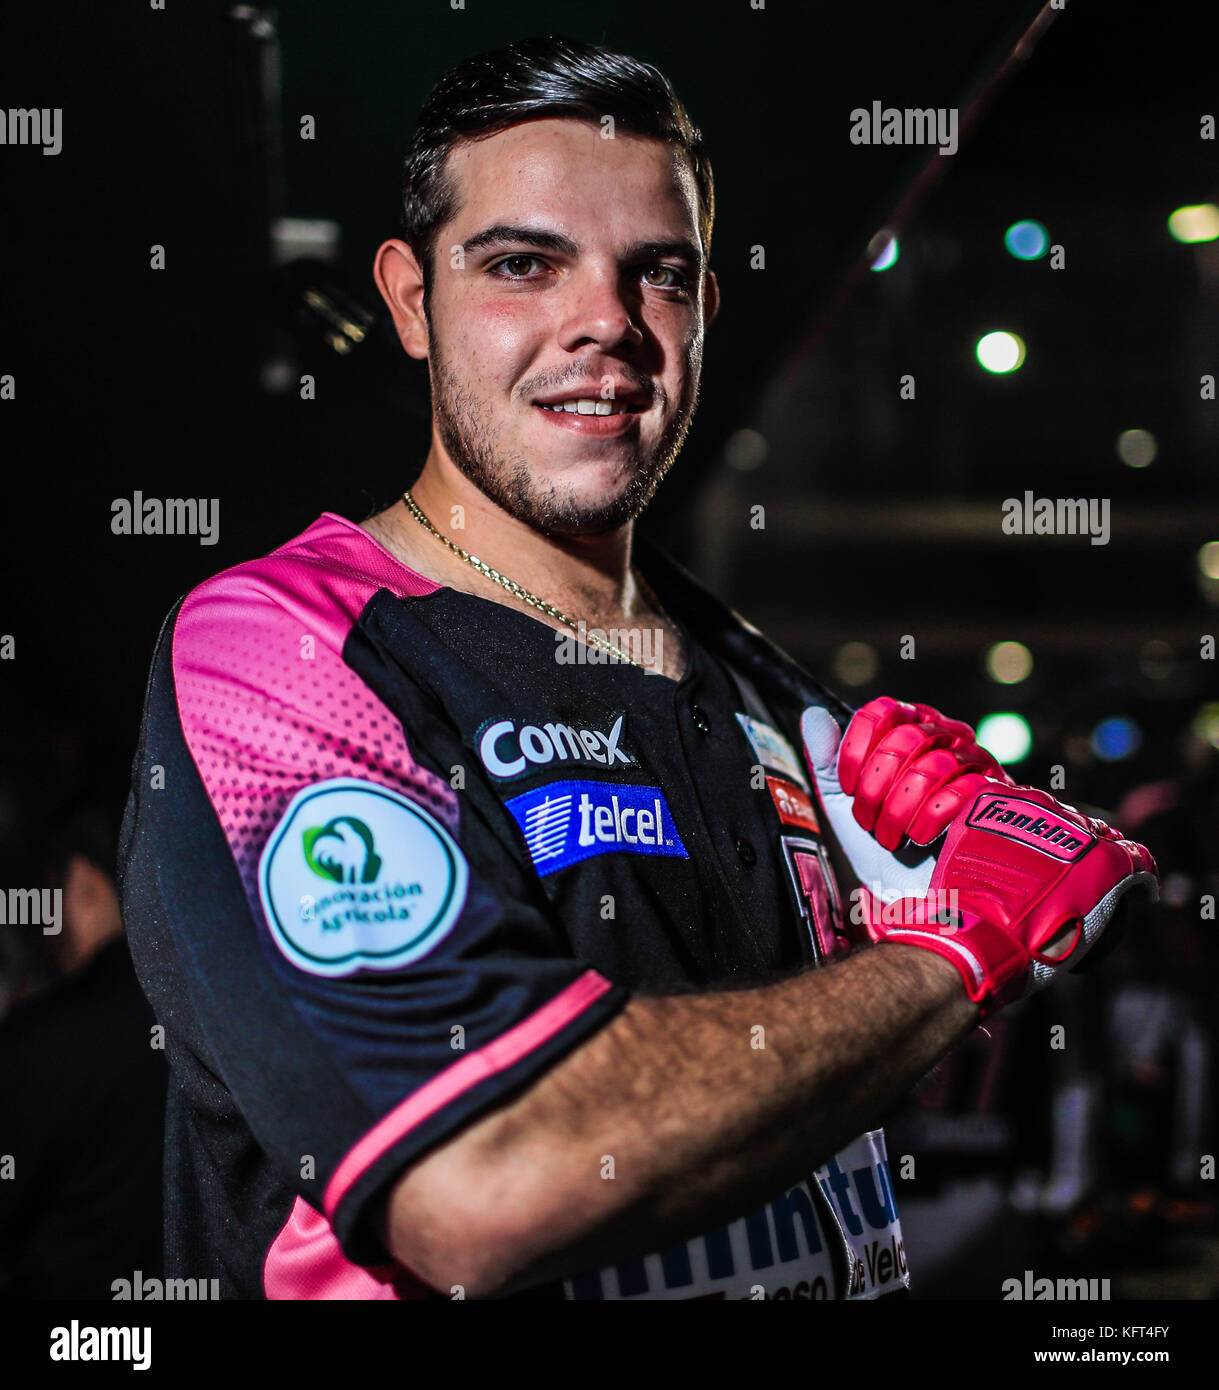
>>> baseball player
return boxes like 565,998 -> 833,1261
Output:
118,34 -> 1157,1300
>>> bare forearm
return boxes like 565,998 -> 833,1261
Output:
418,943 -> 975,1295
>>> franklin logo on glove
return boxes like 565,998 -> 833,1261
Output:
967,794 -> 1093,861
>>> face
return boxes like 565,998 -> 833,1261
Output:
410,118 -> 717,537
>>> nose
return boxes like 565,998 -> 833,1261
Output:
555,266 -> 645,354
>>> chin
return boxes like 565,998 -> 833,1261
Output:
529,460 -> 636,509
534,496 -> 639,539
538,472 -> 669,537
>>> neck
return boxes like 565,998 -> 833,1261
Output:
389,447 -> 638,616
362,443 -> 686,681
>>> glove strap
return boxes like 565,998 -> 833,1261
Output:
868,901 -> 1030,1020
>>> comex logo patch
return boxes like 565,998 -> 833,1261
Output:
478,713 -> 635,780
506,781 -> 688,876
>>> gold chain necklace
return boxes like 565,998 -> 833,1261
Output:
401,490 -> 668,670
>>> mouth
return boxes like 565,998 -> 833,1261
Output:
535,396 -> 641,416
531,392 -> 649,436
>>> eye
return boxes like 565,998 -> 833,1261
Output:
640,264 -> 689,291
489,254 -> 547,279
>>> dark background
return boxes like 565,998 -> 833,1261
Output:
1,0 -> 1216,1299
1,1 -> 1214,814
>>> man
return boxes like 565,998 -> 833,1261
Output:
0,803 -> 166,1298
118,35 -> 1156,1300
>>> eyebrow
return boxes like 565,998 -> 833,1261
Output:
462,223 -> 702,267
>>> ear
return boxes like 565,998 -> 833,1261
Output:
62,853 -> 119,929
63,853 -> 106,910
702,267 -> 720,328
373,238 -> 430,360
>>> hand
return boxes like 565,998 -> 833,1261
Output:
801,701 -> 1159,1019
836,696 -> 1011,850
867,781 -> 1159,1016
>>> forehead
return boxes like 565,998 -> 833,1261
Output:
443,117 -> 702,250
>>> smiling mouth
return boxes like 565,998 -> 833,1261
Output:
535,398 -> 644,416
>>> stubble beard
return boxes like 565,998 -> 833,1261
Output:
429,341 -> 699,538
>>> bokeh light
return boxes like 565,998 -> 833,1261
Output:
1190,703 -> 1219,751
985,640 -> 1033,684
1090,716 -> 1142,762
1116,428 -> 1157,468
869,232 -> 899,272
1167,204 -> 1219,244
1004,219 -> 1050,260
833,641 -> 880,686
724,428 -> 767,472
976,331 -> 1026,374
976,712 -> 1033,764
1138,639 -> 1175,680
1198,541 -> 1219,580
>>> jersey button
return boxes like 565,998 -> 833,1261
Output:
691,704 -> 711,734
734,836 -> 757,866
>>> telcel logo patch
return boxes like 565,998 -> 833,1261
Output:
505,780 -> 688,875
479,714 -> 634,780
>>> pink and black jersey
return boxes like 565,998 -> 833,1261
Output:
118,512 -> 910,1300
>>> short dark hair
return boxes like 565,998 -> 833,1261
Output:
400,35 -> 715,299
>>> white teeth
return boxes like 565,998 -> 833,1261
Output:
539,397 -> 631,415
